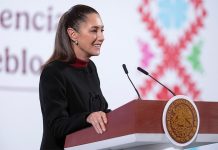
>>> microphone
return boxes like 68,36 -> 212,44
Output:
137,67 -> 176,96
122,64 -> 141,100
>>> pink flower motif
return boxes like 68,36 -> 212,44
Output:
138,39 -> 154,67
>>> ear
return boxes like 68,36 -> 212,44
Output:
67,27 -> 78,42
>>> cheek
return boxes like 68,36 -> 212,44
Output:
78,32 -> 97,46
81,34 -> 94,41
79,37 -> 93,48
85,36 -> 97,45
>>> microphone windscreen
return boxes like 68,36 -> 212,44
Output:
137,67 -> 149,75
122,64 -> 128,74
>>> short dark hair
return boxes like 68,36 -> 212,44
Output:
43,4 -> 99,68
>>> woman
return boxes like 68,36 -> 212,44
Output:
39,4 -> 110,150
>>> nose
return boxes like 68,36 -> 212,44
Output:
97,30 -> 104,42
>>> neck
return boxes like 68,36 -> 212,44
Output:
73,45 -> 90,62
76,56 -> 90,62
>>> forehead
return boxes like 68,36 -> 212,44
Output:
80,13 -> 104,28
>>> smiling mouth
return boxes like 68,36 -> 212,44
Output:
93,44 -> 101,48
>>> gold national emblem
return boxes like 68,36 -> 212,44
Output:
166,98 -> 198,143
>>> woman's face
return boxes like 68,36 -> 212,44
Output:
74,13 -> 104,60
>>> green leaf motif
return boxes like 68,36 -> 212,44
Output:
187,41 -> 204,73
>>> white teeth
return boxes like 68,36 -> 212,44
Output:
94,44 -> 101,47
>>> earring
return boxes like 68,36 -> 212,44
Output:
74,40 -> 78,45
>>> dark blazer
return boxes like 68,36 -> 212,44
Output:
39,60 -> 109,150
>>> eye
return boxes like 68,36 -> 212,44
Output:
90,29 -> 97,32
101,29 -> 104,32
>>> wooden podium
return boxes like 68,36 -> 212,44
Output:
64,100 -> 218,150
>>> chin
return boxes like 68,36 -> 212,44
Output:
93,51 -> 101,56
88,48 -> 101,56
93,53 -> 100,56
89,52 -> 100,57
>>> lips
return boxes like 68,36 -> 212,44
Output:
93,43 -> 101,48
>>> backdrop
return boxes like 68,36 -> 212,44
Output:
1,0 -> 218,149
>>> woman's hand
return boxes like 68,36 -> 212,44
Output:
86,111 -> 107,134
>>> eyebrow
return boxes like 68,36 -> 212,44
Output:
91,25 -> 104,29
